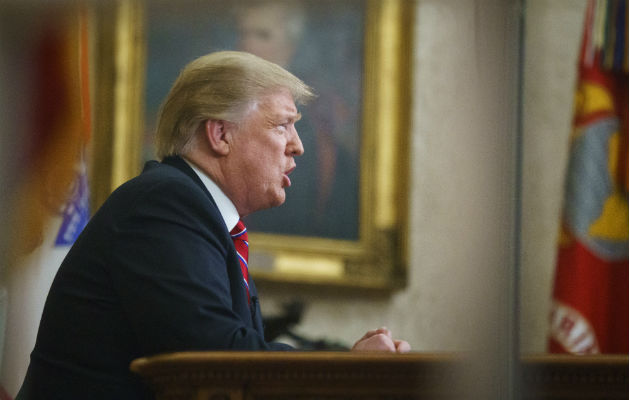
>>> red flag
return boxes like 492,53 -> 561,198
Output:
549,0 -> 628,354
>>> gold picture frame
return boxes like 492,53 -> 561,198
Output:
90,0 -> 413,291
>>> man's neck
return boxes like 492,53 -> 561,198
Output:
182,155 -> 240,231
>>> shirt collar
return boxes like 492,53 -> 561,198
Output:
183,158 -> 240,232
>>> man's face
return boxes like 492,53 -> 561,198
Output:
237,4 -> 294,67
227,89 -> 304,216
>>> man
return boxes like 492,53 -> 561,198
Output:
17,51 -> 409,400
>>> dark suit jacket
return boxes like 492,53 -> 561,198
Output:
17,156 -> 291,400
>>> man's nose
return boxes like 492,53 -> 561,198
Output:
288,128 -> 304,156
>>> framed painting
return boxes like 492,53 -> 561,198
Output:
90,0 -> 413,290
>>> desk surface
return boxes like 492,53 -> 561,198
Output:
131,352 -> 629,400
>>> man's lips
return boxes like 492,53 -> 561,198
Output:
283,167 -> 295,187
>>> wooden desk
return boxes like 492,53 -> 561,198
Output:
130,352 -> 628,400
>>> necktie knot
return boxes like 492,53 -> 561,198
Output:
230,220 -> 248,241
230,220 -> 250,302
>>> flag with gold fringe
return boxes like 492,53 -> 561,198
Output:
549,0 -> 628,354
9,4 -> 91,259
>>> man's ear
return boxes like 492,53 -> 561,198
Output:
203,119 -> 232,156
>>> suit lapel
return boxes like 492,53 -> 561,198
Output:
248,280 -> 265,334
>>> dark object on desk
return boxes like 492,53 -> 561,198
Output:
263,301 -> 349,351
263,301 -> 304,342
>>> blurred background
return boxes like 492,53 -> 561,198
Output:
0,0 -> 626,398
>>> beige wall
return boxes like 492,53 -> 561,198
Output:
0,0 -> 588,395
520,0 -> 586,352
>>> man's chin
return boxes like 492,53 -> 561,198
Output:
271,195 -> 286,209
257,193 -> 286,212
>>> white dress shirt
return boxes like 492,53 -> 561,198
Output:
183,158 -> 239,232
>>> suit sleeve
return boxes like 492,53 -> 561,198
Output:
106,178 -> 291,354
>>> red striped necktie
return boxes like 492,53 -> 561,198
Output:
230,220 -> 250,303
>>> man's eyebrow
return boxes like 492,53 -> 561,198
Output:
271,112 -> 301,122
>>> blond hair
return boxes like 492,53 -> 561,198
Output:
155,51 -> 314,159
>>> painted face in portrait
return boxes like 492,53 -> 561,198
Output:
236,2 -> 303,68
226,89 -> 304,216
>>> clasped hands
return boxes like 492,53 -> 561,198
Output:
351,327 -> 410,353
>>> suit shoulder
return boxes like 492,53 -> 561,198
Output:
95,161 -> 220,226
110,161 -> 206,201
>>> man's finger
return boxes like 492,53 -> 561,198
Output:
394,340 -> 411,353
